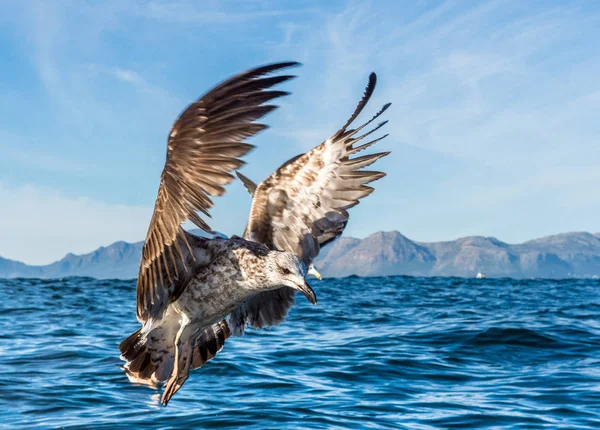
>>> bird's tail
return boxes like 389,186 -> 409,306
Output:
119,323 -> 178,385
120,319 -> 231,406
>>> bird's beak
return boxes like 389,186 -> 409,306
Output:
308,265 -> 323,280
295,281 -> 317,305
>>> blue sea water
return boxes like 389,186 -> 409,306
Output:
0,276 -> 599,429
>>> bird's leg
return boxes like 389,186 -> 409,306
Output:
162,314 -> 191,406
162,343 -> 192,406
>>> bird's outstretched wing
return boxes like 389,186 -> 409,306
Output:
136,62 -> 299,323
231,72 -> 390,333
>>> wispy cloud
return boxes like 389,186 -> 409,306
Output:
0,136 -> 96,176
134,0 -> 317,24
0,183 -> 151,265
28,1 -> 71,110
85,63 -> 172,97
110,68 -> 145,85
0,0 -> 599,263
265,0 -> 600,163
262,0 -> 600,242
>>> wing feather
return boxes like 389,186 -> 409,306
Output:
247,72 -> 390,264
136,62 -> 298,323
236,72 -> 390,333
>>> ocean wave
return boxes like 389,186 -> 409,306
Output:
1,276 -> 599,428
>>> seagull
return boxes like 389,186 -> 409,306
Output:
119,62 -> 390,406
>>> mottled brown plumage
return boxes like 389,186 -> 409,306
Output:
232,72 -> 390,334
121,62 -> 314,406
120,64 -> 390,407
136,62 -> 298,324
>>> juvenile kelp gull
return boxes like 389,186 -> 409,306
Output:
119,62 -> 390,406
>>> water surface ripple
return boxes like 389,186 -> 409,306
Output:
1,276 -> 599,428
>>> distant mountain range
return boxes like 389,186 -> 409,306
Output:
2,231 -> 600,279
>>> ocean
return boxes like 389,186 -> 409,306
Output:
0,276 -> 599,429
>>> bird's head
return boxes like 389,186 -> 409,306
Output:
263,251 -> 317,305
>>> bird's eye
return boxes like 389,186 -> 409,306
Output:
282,267 -> 292,275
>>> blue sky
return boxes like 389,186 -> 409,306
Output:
1,0 -> 599,264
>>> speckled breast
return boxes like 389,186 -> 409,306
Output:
173,248 -> 249,326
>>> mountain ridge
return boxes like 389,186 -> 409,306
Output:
1,230 -> 600,279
